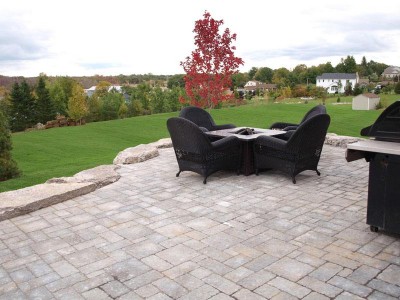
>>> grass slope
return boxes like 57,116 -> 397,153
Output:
2,97 -> 398,192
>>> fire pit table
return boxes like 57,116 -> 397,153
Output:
206,127 -> 285,175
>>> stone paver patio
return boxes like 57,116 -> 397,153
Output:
1,145 -> 399,299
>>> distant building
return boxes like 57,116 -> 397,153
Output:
316,73 -> 359,94
84,86 -> 97,97
381,66 -> 400,79
244,81 -> 277,93
84,85 -> 123,97
352,93 -> 380,110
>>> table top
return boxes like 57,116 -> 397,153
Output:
206,127 -> 286,141
347,139 -> 400,156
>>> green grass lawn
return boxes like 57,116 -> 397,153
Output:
2,95 -> 399,192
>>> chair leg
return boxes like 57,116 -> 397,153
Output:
316,169 -> 321,176
203,177 -> 207,184
255,169 -> 259,176
292,176 -> 296,184
176,170 -> 181,177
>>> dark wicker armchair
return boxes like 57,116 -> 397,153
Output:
270,104 -> 327,131
254,114 -> 330,184
179,106 -> 236,132
167,117 -> 242,184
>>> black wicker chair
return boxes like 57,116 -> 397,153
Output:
179,106 -> 236,132
254,114 -> 330,184
167,117 -> 242,184
270,104 -> 327,131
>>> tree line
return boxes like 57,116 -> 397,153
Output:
232,55 -> 390,89
0,75 -> 187,132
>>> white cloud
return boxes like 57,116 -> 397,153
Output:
0,0 -> 399,76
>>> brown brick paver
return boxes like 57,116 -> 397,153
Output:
1,145 -> 400,299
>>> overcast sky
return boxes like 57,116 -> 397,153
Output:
1,0 -> 399,77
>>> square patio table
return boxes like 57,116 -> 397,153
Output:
206,127 -> 286,175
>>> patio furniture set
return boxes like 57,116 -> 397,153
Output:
167,105 -> 330,184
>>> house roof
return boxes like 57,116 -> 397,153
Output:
316,73 -> 357,80
359,93 -> 380,99
382,66 -> 400,75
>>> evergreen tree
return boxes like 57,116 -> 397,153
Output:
0,110 -> 20,181
36,76 -> 56,123
10,80 -> 36,132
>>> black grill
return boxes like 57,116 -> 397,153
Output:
360,100 -> 400,142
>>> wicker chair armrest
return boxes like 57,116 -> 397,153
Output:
199,126 -> 209,132
283,125 -> 298,131
274,130 -> 296,141
212,124 -> 236,130
212,135 -> 241,150
255,135 -> 287,151
270,122 -> 298,130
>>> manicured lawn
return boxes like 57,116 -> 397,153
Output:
2,96 -> 399,192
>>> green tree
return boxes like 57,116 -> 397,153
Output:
131,99 -> 143,116
272,68 -> 290,86
248,67 -> 258,80
167,74 -> 185,89
10,80 -> 36,132
35,76 -> 56,123
0,110 -> 20,181
166,87 -> 183,112
336,56 -> 357,73
48,76 -> 77,116
101,92 -> 123,120
87,94 -> 102,122
353,83 -> 362,96
67,84 -> 88,124
317,62 -> 335,74
150,87 -> 168,113
231,73 -> 248,88
49,80 -> 67,115
254,67 -> 274,83
394,81 -> 400,94
118,101 -> 128,119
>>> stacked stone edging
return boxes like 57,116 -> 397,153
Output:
325,133 -> 364,148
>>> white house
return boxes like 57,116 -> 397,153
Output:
352,93 -> 380,110
84,85 -> 123,97
316,73 -> 359,94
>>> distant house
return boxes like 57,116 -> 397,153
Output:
358,78 -> 370,89
352,93 -> 380,110
84,86 -> 97,97
84,85 -> 123,97
381,66 -> 400,79
316,73 -> 359,94
244,81 -> 277,93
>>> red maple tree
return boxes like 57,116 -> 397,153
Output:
180,11 -> 244,108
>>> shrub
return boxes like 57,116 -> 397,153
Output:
0,110 -> 20,181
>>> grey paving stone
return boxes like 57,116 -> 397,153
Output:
268,257 -> 315,282
367,279 -> 400,298
0,145 -> 396,300
328,276 -> 372,298
269,276 -> 311,298
377,264 -> 400,286
157,244 -> 198,266
82,287 -> 112,299
234,288 -> 273,300
100,279 -> 130,298
153,277 -> 187,298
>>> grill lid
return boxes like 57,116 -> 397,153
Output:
360,100 -> 400,142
